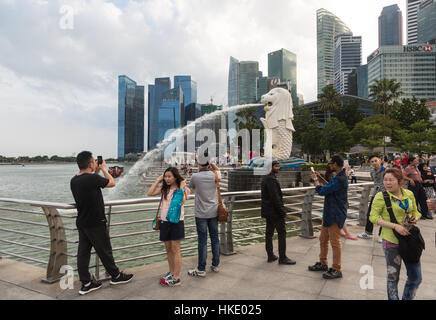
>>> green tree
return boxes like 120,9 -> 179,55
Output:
369,78 -> 403,155
321,118 -> 353,154
369,78 -> 403,115
318,84 -> 342,121
389,96 -> 431,129
332,98 -> 364,131
352,115 -> 400,150
394,121 -> 434,155
293,107 -> 322,157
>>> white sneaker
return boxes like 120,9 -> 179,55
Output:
378,236 -> 383,243
210,265 -> 220,273
188,268 -> 206,277
357,232 -> 373,240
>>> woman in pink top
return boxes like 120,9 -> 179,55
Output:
147,167 -> 190,287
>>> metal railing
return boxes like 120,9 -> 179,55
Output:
0,182 -> 373,283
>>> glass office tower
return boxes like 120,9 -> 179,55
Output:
379,4 -> 403,46
118,75 -> 144,159
228,56 -> 240,107
334,33 -> 362,95
407,0 -> 423,44
268,48 -> 298,106
417,0 -> 436,43
317,8 -> 351,94
367,44 -> 436,101
158,87 -> 184,144
148,77 -> 170,150
357,64 -> 368,99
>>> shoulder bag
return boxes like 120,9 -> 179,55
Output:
213,171 -> 228,222
382,191 -> 425,264
152,194 -> 164,231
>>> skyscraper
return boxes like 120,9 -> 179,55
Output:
417,0 -> 436,43
158,87 -> 184,144
317,8 -> 352,94
357,64 -> 369,99
228,56 -> 240,107
367,44 -> 436,101
268,48 -> 298,106
118,75 -> 144,159
334,33 -> 362,95
407,0 -> 423,44
379,4 -> 403,46
174,75 -> 197,107
239,61 -> 259,105
148,77 -> 170,150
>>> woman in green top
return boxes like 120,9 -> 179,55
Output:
369,168 -> 422,300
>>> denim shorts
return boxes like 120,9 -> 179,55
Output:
159,220 -> 185,242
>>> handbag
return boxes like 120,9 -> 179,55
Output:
166,189 -> 185,224
213,171 -> 228,222
382,191 -> 425,264
152,194 -> 163,231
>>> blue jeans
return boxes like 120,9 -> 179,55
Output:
195,217 -> 220,271
383,246 -> 422,300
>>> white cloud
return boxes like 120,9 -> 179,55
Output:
0,0 -> 408,157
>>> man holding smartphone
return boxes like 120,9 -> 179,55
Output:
70,151 -> 133,295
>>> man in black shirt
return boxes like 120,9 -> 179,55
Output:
70,151 -> 133,295
261,160 -> 296,265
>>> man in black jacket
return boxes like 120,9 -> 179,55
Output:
261,160 -> 296,265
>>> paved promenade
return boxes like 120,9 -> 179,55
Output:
1,220 -> 435,300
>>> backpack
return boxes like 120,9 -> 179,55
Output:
382,191 -> 425,264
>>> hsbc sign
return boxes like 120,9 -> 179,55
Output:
403,45 -> 434,52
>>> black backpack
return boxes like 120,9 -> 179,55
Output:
382,191 -> 425,264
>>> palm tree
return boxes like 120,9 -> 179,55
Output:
318,84 -> 342,121
368,78 -> 403,156
369,78 -> 403,115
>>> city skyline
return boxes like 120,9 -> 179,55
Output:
0,0 -> 412,157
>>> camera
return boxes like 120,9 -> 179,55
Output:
97,156 -> 103,165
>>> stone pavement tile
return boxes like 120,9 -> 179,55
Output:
0,259 -> 47,285
0,281 -> 54,300
268,288 -> 318,300
276,274 -> 326,296
317,295 -> 339,300
320,280 -> 368,300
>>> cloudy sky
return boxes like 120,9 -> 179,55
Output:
0,0 -> 408,158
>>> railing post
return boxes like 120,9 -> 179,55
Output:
41,206 -> 68,283
220,196 -> 236,255
300,189 -> 316,239
359,185 -> 372,226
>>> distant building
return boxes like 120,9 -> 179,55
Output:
347,69 -> 358,96
333,33 -> 362,95
118,75 -> 144,158
227,57 -> 259,142
148,77 -> 170,150
367,44 -> 436,101
200,104 -> 223,115
407,0 -> 424,44
300,95 -> 374,128
379,4 -> 403,46
317,8 -> 352,94
268,48 -> 298,106
158,87 -> 184,144
417,0 -> 436,44
357,64 -> 369,99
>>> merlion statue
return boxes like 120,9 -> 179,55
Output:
260,87 -> 295,160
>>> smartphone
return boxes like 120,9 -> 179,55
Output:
310,167 -> 315,173
97,156 -> 103,165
